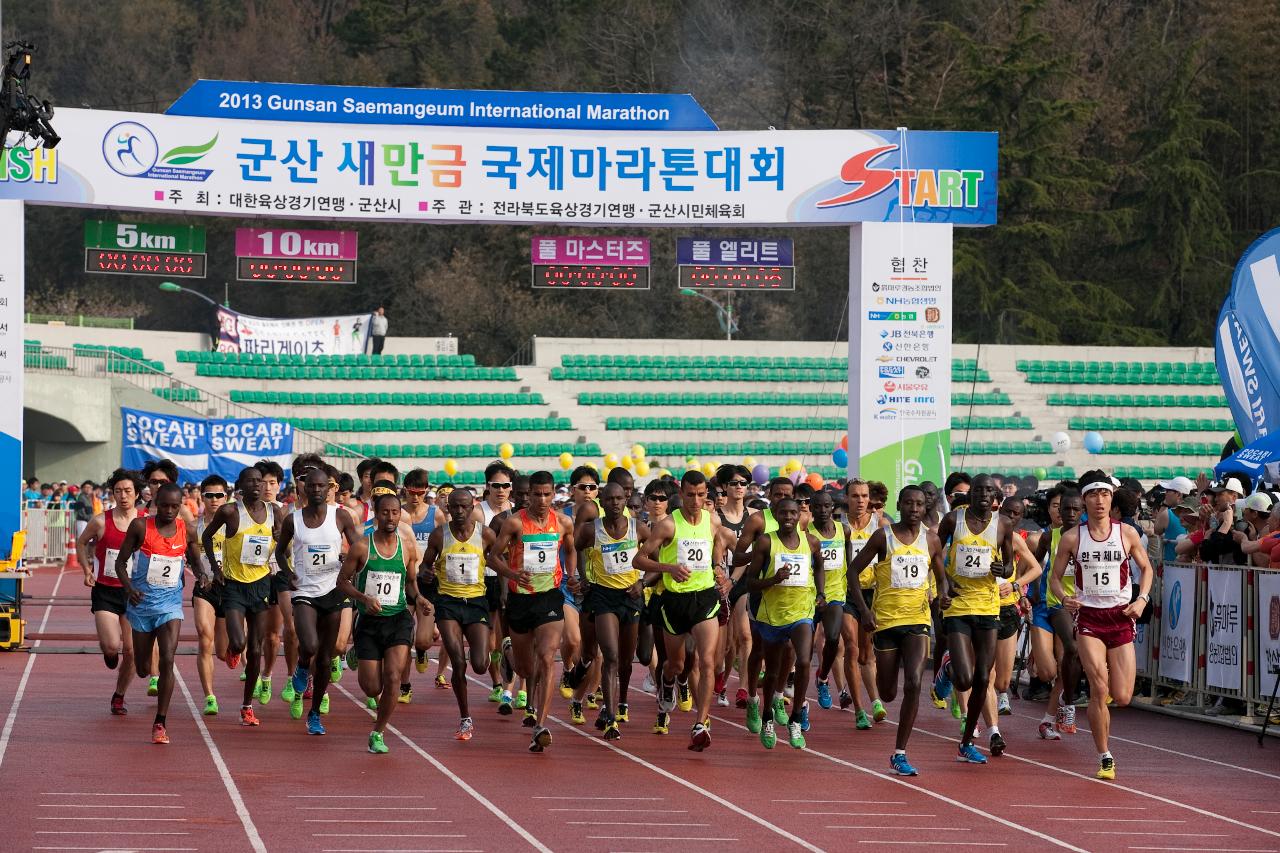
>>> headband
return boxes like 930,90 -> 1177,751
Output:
1080,481 -> 1114,495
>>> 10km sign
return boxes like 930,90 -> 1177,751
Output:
234,227 -> 359,284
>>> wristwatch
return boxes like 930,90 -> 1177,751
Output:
1139,592 -> 1151,603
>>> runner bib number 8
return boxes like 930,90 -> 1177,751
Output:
146,553 -> 183,588
364,570 -> 401,606
777,552 -> 810,588
891,554 -> 928,589
955,544 -> 992,578
601,540 -> 638,576
677,538 -> 710,571
1082,561 -> 1122,597
445,553 -> 481,585
241,534 -> 270,566
524,540 -> 557,574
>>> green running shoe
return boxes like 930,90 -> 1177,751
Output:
319,694 -> 330,715
760,718 -> 777,749
281,681 -> 296,703
872,698 -> 887,722
949,692 -> 964,720
256,677 -> 272,705
367,731 -> 389,754
745,696 -> 762,733
239,669 -> 248,682
487,684 -> 503,703
514,690 -> 528,709
788,721 -> 806,749
203,695 -> 219,716
331,655 -> 344,683
290,693 -> 304,720
147,676 -> 159,697
772,696 -> 787,726
366,696 -> 378,710
855,709 -> 872,730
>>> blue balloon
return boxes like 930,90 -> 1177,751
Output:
832,448 -> 849,467
1084,431 -> 1105,454
752,463 -> 770,484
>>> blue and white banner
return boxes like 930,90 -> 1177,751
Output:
217,307 -> 371,356
1158,564 -> 1196,684
167,80 -> 718,132
1216,228 -> 1280,446
122,407 -> 293,484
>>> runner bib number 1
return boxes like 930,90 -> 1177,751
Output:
364,570 -> 401,606
445,553 -> 481,585
146,553 -> 183,588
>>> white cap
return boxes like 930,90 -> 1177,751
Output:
1213,476 -> 1248,496
1158,476 -> 1195,495
1244,492 -> 1274,512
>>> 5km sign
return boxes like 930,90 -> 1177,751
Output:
235,227 -> 358,283
83,219 -> 208,279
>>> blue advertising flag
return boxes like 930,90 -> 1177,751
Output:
121,408 -> 294,484
1215,228 -> 1280,444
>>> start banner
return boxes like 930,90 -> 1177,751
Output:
121,407 -> 293,484
216,307 -> 372,355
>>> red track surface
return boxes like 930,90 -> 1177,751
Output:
3,564 -> 1279,853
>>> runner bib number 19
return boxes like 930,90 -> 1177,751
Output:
891,554 -> 928,589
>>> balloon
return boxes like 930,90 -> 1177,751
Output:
1083,431 -> 1105,454
832,448 -> 849,468
585,461 -> 598,471
1051,431 -> 1071,454
785,457 -> 801,474
631,443 -> 646,459
789,469 -> 804,484
752,464 -> 770,484
498,442 -> 514,460
635,460 -> 650,476
701,462 -> 716,477
840,434 -> 848,451
621,455 -> 634,471
444,459 -> 458,477
805,473 -> 825,490
1033,466 -> 1049,480
604,453 -> 619,469
743,456 -> 756,468
559,452 -> 574,470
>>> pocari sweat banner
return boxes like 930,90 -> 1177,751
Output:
122,407 -> 293,483
1216,228 -> 1280,445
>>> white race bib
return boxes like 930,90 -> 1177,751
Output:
601,540 -> 638,575
146,553 -> 183,589
1063,558 -> 1075,579
1082,561 -> 1122,597
523,539 -> 557,574
103,547 -> 132,579
955,543 -> 992,578
306,544 -> 337,575
445,552 -> 481,585
240,534 -> 270,567
364,570 -> 401,606
891,553 -> 928,589
776,551 -> 810,588
819,541 -> 842,572
677,538 -> 711,571
849,540 -> 867,559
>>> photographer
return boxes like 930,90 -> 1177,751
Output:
1197,477 -> 1249,566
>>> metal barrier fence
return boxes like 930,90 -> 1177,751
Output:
20,508 -> 71,564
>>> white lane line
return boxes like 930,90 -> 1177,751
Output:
289,794 -> 421,799
550,808 -> 684,813
802,812 -> 934,817
828,826 -> 972,831
313,834 -> 468,839
321,850 -> 481,853
38,804 -> 185,809
174,669 -> 267,853
300,806 -> 438,811
335,683 -> 552,853
587,837 -> 737,842
534,795 -> 663,801
568,822 -> 711,827
307,819 -> 452,824
778,799 -> 906,805
42,793 -> 182,798
899,715 -> 1280,840
0,568 -> 67,771
1014,803 -> 1146,810
859,843 -> 1007,848
33,848 -> 196,851
1047,818 -> 1186,823
1091,833 -> 1231,837
1010,709 -> 1280,782
38,817 -> 187,822
1128,848 -> 1280,852
1255,812 -> 1280,815
37,831 -> 191,836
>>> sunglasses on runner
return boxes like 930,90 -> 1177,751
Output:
201,491 -> 226,499
645,493 -> 669,502
406,487 -> 429,495
796,497 -> 811,505
727,480 -> 749,487
487,482 -> 512,489
575,483 -> 598,491
148,478 -> 169,486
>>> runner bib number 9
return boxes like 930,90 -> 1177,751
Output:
524,540 -> 557,574
956,544 -> 992,578
146,553 -> 183,588
364,570 -> 401,606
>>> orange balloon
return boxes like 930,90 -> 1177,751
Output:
839,434 -> 848,451
805,473 -> 825,490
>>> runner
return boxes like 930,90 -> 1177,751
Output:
845,484 -> 947,775
575,482 -> 649,739
336,487 -> 427,754
1050,470 -> 1154,779
192,475 -> 230,715
932,473 -> 1017,764
638,478 -> 673,733
114,482 -> 203,744
715,464 -> 757,709
492,471 -> 577,752
74,468 -> 145,716
844,478 -> 887,721
254,460 -> 298,710
558,465 -> 599,705
1034,487 -> 1084,738
746,497 -> 823,749
809,489 -> 871,729
420,487 -> 518,741
403,468 -> 445,699
275,467 -> 362,734
488,475 -> 530,715
139,459 -> 192,696
636,470 -> 730,751
202,465 -> 281,728
476,462 -> 515,703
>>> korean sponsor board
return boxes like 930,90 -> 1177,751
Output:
1205,568 -> 1243,690
1159,564 -> 1196,684
216,307 -> 372,356
1256,570 -> 1280,695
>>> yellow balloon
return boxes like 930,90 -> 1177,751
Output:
559,452 -> 574,470
444,459 -> 458,477
635,460 -> 650,476
743,456 -> 756,468
604,453 -> 619,469
786,457 -> 801,474
631,443 -> 646,459
584,461 -> 598,471
621,455 -> 634,471
701,462 -> 716,477
498,442 -> 514,460
686,458 -> 699,470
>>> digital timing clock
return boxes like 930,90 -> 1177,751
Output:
677,265 -> 796,290
235,257 -> 357,283
84,248 -> 208,279
532,264 -> 651,290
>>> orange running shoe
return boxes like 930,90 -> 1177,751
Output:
226,652 -> 241,670
240,706 -> 261,727
151,723 -> 169,744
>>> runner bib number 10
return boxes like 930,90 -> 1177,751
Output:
364,570 -> 401,606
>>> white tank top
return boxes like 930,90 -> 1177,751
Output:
290,506 -> 343,598
1074,520 -> 1131,610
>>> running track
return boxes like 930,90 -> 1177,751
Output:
2,565 -> 1279,853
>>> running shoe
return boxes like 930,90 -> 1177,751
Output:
498,691 -> 514,716
816,679 -> 832,709
760,718 -> 777,749
319,694 -> 329,715
515,690 -> 528,709
203,695 -> 219,716
989,731 -> 1007,757
714,669 -> 727,696
415,649 -> 429,673
225,652 -> 241,670
652,712 -> 670,735
948,691 -> 964,720
365,696 -> 378,710
798,701 -> 811,732
956,742 -> 987,764
772,696 -> 787,726
716,691 -> 729,707
332,655 -> 344,683
398,686 -> 413,704
839,690 -> 854,710
522,709 -> 537,728
871,698 -> 887,722
617,702 -> 630,723
594,710 -> 610,732
604,721 -> 621,740
306,710 -> 326,736
344,648 -> 358,672
435,674 -> 448,689
930,687 -> 946,709
642,672 -> 657,693
657,679 -> 677,713
677,679 -> 692,712
290,693 -> 304,720
110,693 -> 127,716
1037,721 -> 1060,740
148,676 -> 159,697
152,723 -> 169,744
456,717 -> 474,741
736,688 -> 749,708
933,651 -> 953,700
890,752 -> 919,776
855,709 -> 872,730
368,731 -> 389,754
570,700 -> 585,725
588,690 -> 602,709
559,673 -> 573,699
784,672 -> 795,698
240,706 -> 260,727
788,721 -> 806,749
745,697 -> 762,733
291,666 -> 309,697
997,692 -> 1012,716
239,669 -> 248,682
1057,702 -> 1077,734
501,638 -> 515,683
529,726 -> 552,753
689,721 -> 711,752
303,677 -> 313,701
256,677 -> 271,705
566,660 -> 588,690
487,684 -> 503,703
281,681 -> 296,704
1096,755 -> 1116,780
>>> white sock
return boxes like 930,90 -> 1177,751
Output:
1099,751 -> 1112,760
989,725 -> 1000,737
998,691 -> 1008,703
1041,713 -> 1054,724
894,748 -> 906,756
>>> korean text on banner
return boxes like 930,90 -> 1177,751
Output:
1256,570 -> 1280,695
216,307 -> 372,356
1205,568 -> 1244,690
1159,563 -> 1196,684
122,407 -> 293,484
